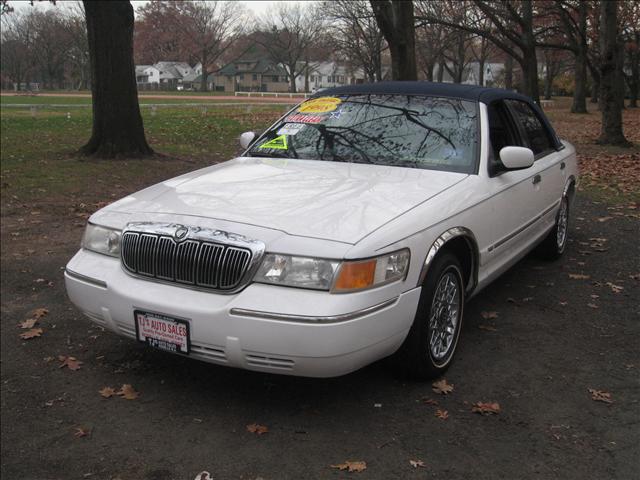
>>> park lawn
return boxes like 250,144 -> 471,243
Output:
0,104 -> 288,207
0,95 -> 244,105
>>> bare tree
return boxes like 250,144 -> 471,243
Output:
597,0 -> 629,146
0,11 -> 34,90
323,0 -> 385,82
414,1 -> 450,81
255,3 -> 324,93
417,0 -> 542,103
621,0 -> 639,108
370,0 -> 417,80
62,3 -> 90,90
175,1 -> 244,92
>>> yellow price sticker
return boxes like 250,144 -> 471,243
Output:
298,97 -> 342,114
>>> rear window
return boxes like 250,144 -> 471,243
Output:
248,94 -> 479,174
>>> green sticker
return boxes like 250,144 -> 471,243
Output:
259,135 -> 288,150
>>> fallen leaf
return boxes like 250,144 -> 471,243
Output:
559,301 -> 568,306
587,303 -> 599,309
630,273 -> 640,280
422,398 -> 439,406
331,461 -> 367,472
59,356 -> 83,371
193,472 -> 212,480
596,216 -> 613,222
588,388 -> 613,404
409,459 -> 426,468
480,311 -> 499,320
605,282 -> 624,293
568,273 -> 590,280
74,426 -> 91,438
478,324 -> 497,331
471,402 -> 501,415
432,379 -> 454,395
19,328 -> 43,340
116,384 -> 139,400
522,297 -> 534,302
246,423 -> 268,435
32,308 -> 49,318
435,409 -> 449,420
19,318 -> 38,329
99,387 -> 116,398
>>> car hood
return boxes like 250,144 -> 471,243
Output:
105,157 -> 467,244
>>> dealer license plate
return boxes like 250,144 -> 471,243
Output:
134,310 -> 190,354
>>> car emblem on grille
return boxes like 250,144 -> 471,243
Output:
174,225 -> 189,242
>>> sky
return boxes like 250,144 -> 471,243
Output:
8,1 -> 311,17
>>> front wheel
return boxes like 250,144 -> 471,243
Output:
537,195 -> 569,260
395,253 -> 465,379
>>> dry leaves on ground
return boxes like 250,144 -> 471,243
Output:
606,282 -> 624,293
588,388 -> 613,404
432,379 -> 454,395
330,461 -> 367,473
568,273 -> 591,280
246,423 -> 268,435
478,324 -> 497,332
116,384 -> 140,400
435,409 -> 449,420
19,328 -> 43,340
58,355 -> 83,371
422,398 -> 439,406
73,426 -> 91,438
19,318 -> 38,329
480,311 -> 499,320
471,402 -> 501,415
409,459 -> 426,468
32,307 -> 49,319
99,387 -> 116,398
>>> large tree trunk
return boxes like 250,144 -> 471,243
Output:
571,1 -> 588,113
289,65 -> 297,93
478,58 -> 485,86
371,0 -> 417,81
597,0 -> 629,146
504,55 -> 513,89
81,1 -> 152,158
519,0 -> 540,104
629,33 -> 639,108
437,57 -> 445,82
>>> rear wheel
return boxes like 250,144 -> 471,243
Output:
537,195 -> 569,260
395,253 -> 465,379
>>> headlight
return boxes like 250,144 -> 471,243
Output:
82,223 -> 121,257
254,254 -> 339,290
332,249 -> 410,293
254,249 -> 410,292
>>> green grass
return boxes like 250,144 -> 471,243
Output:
0,95 -> 256,105
0,104 -> 287,202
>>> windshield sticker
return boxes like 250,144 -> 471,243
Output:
298,97 -> 342,113
286,113 -> 324,124
328,108 -> 344,119
258,135 -> 288,150
277,123 -> 305,136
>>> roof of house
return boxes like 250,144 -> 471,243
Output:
216,58 -> 286,76
316,81 -> 533,104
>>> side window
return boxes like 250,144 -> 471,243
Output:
487,101 -> 521,174
505,100 -> 554,157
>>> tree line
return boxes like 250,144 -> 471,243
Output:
0,0 -> 636,156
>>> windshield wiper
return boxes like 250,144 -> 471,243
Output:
247,151 -> 294,159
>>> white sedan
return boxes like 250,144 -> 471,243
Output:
65,82 -> 577,378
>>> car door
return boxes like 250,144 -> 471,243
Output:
479,100 -> 551,280
504,99 -> 567,233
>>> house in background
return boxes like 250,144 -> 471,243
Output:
135,61 -> 196,90
211,56 -> 289,93
295,62 -> 366,92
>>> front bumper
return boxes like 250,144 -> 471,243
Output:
64,249 -> 421,377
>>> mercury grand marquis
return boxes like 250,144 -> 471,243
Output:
65,82 -> 577,378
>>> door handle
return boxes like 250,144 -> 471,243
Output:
532,174 -> 542,185
560,162 -> 566,170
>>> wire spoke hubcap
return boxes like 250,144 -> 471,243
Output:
557,198 -> 568,249
428,271 -> 461,361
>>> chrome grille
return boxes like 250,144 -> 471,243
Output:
121,228 -> 255,291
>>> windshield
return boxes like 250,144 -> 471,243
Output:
247,94 -> 478,173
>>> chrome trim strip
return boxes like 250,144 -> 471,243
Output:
487,200 -> 560,252
229,297 -> 399,324
417,227 -> 478,292
65,268 -> 107,289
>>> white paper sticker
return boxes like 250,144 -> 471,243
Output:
277,123 -> 305,136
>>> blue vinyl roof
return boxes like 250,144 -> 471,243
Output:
316,81 -> 533,104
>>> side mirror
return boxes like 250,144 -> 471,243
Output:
499,146 -> 534,170
239,131 -> 256,150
